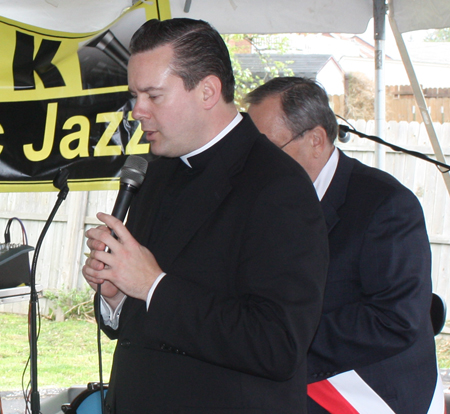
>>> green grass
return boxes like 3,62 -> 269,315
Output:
436,334 -> 450,368
0,313 -> 116,391
1,313 -> 450,392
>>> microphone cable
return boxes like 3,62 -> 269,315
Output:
336,115 -> 450,173
97,284 -> 106,414
93,155 -> 148,414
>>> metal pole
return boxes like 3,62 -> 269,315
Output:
374,0 -> 387,170
388,3 -> 450,195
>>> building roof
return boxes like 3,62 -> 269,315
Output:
234,53 -> 342,78
404,42 -> 450,65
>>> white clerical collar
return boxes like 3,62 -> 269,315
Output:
180,112 -> 243,167
314,147 -> 339,201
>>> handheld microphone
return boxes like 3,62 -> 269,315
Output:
95,155 -> 147,413
111,155 -> 148,223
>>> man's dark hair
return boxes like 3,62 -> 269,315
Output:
129,18 -> 235,103
245,77 -> 338,143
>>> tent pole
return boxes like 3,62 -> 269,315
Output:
373,0 -> 387,170
388,0 -> 450,195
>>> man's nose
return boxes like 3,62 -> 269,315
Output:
132,99 -> 150,121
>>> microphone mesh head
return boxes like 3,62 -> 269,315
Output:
120,155 -> 148,188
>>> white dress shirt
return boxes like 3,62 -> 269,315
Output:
314,147 -> 339,201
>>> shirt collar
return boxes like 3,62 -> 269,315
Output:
314,146 -> 339,201
180,112 -> 243,168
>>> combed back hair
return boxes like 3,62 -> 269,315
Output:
245,77 -> 338,144
129,18 -> 235,103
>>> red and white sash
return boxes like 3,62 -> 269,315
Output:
308,369 -> 445,414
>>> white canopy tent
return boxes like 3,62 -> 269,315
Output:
1,0 -> 449,190
0,0 -> 448,35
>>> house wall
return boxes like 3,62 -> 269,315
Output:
316,61 -> 345,96
340,56 -> 450,88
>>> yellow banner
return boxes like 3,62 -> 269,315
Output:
0,0 -> 170,192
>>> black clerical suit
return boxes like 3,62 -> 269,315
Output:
99,114 -> 329,414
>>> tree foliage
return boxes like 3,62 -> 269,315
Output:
425,28 -> 450,42
223,34 -> 294,111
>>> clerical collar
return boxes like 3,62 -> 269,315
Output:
180,112 -> 243,168
314,147 -> 339,201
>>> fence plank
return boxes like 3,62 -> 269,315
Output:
331,93 -> 450,123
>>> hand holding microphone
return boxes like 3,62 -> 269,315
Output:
82,156 -> 163,302
84,154 -> 147,257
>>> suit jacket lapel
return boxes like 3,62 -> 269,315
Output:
157,158 -> 232,266
128,157 -> 180,246
320,149 -> 354,234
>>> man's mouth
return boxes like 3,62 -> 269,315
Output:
145,131 -> 156,141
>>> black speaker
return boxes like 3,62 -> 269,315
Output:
0,244 -> 34,289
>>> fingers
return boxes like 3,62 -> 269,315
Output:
85,213 -> 132,253
83,212 -> 158,301
82,255 -> 105,283
97,212 -> 134,245
86,252 -> 106,271
86,223 -> 110,251
83,213 -> 130,284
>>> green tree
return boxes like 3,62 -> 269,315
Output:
425,28 -> 450,42
223,34 -> 294,111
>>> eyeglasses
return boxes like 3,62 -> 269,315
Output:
279,127 -> 313,149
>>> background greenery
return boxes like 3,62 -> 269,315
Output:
0,313 -> 115,391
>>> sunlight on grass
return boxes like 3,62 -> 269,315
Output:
0,313 -> 116,391
436,335 -> 450,369
2,313 -> 450,392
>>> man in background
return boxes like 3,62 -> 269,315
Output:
82,21 -> 328,414
246,76 -> 444,414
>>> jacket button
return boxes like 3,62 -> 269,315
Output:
120,339 -> 131,348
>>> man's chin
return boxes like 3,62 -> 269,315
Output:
149,144 -> 170,158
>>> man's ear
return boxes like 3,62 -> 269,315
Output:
200,75 -> 222,109
310,126 -> 328,157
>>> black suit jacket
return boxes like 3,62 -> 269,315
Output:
100,114 -> 329,414
307,150 -> 439,414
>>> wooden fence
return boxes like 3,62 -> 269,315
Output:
388,97 -> 450,123
330,87 -> 450,124
1,119 -> 450,316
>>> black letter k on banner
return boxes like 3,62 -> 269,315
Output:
13,31 -> 66,90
